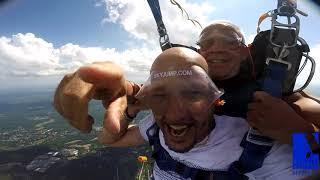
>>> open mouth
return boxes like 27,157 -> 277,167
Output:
166,124 -> 190,137
207,59 -> 228,63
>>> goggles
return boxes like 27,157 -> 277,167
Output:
197,33 -> 244,51
135,66 -> 224,115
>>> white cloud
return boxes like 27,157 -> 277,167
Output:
1,32 -> 318,88
0,33 -> 159,82
0,0 -> 218,82
99,0 -> 215,47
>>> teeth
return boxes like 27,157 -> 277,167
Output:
169,125 -> 188,130
211,60 -> 225,63
172,130 -> 187,137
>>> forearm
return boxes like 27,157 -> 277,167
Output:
284,91 -> 320,128
276,114 -> 316,145
98,125 -> 147,147
98,80 -> 145,147
284,92 -> 320,147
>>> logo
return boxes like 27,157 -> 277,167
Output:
153,70 -> 193,79
293,133 -> 320,176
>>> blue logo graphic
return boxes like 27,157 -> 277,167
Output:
293,133 -> 320,173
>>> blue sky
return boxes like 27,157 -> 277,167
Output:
0,0 -> 319,93
0,0 -> 132,50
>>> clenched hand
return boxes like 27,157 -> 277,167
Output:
53,62 -> 128,139
247,91 -> 316,144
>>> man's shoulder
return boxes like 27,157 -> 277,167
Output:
214,114 -> 246,120
138,112 -> 156,141
214,115 -> 248,129
248,143 -> 306,180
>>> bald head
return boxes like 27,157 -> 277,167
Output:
136,48 -> 220,153
151,47 -> 208,73
199,21 -> 245,45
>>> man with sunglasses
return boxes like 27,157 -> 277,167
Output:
196,21 -> 320,145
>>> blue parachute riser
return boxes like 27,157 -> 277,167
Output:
147,0 -> 172,51
147,0 -> 162,26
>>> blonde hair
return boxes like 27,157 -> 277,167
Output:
199,20 -> 245,44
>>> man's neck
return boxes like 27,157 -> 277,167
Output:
194,117 -> 216,148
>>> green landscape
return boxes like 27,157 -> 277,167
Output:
0,89 -> 152,180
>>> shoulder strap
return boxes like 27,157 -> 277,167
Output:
228,131 -> 273,175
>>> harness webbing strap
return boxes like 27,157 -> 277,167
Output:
235,62 -> 286,175
229,132 -> 273,175
146,0 -> 172,51
231,55 -> 288,177
146,123 -> 248,180
146,0 -> 163,28
261,61 -> 288,97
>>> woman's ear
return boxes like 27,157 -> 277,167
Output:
239,44 -> 250,61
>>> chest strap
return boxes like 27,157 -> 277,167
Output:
229,131 -> 273,175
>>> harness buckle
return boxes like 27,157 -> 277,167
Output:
266,57 -> 292,70
246,128 -> 274,146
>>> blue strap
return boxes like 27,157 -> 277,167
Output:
229,132 -> 273,175
229,60 -> 289,175
146,0 -> 163,28
146,0 -> 172,51
261,61 -> 288,97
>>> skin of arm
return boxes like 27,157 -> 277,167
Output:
97,80 -> 146,147
285,91 -> 320,128
284,91 -> 320,150
98,124 -> 147,147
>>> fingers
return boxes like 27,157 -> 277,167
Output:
248,91 -> 276,111
126,81 -> 142,104
78,62 -> 126,105
252,91 -> 272,103
53,72 -> 95,133
247,108 -> 263,127
53,61 -> 127,134
78,62 -> 124,90
247,91 -> 270,128
68,115 -> 94,133
247,102 -> 263,111
93,88 -> 115,102
103,95 -> 128,135
53,73 -> 75,115
60,81 -> 93,132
